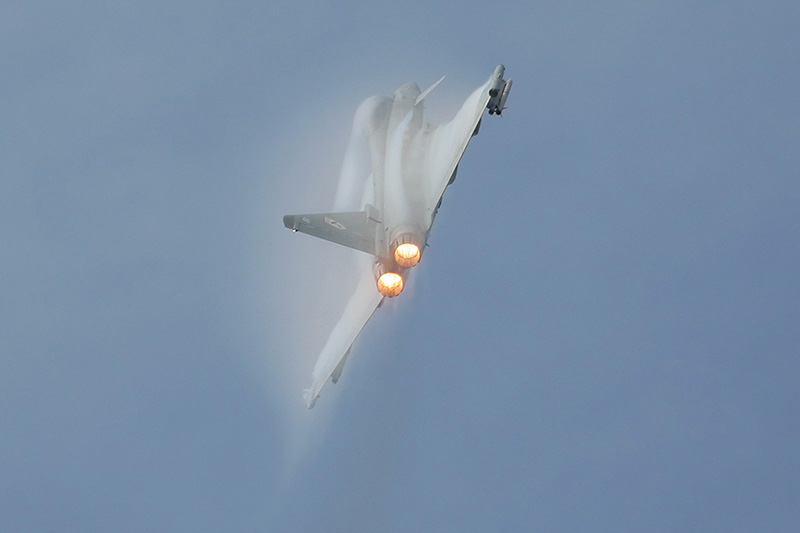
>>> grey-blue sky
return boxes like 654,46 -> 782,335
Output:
2,1 -> 799,531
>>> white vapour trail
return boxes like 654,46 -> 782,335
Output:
304,100 -> 388,407
264,106 -> 378,478
334,96 -> 384,212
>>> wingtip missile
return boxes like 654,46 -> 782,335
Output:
497,79 -> 512,115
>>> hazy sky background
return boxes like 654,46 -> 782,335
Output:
3,2 -> 799,531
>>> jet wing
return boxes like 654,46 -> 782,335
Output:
303,272 -> 384,408
423,79 -> 492,220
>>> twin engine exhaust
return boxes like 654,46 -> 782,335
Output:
374,230 -> 425,297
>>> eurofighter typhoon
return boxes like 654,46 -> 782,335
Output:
284,65 -> 512,408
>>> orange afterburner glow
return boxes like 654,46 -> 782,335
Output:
394,243 -> 421,268
377,272 -> 404,297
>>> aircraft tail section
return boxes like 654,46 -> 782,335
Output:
283,205 -> 380,255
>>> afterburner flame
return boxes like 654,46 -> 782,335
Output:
394,243 -> 421,268
376,272 -> 404,297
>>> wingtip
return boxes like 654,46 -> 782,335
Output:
303,388 -> 318,409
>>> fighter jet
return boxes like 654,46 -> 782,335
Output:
283,65 -> 512,408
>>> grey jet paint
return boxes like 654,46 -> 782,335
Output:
283,65 -> 512,408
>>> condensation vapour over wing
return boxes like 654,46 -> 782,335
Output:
254,83 -> 398,469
